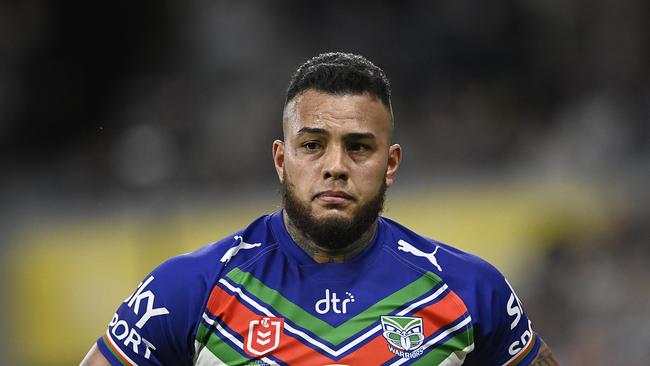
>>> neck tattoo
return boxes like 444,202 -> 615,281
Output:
283,211 -> 377,263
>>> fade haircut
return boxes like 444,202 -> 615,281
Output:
285,52 -> 393,116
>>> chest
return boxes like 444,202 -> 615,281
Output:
193,261 -> 475,365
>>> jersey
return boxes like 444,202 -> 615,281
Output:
96,211 -> 541,365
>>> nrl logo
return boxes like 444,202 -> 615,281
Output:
244,316 -> 283,356
381,316 -> 425,359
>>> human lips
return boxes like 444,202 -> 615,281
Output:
315,190 -> 354,204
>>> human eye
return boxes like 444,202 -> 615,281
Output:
301,141 -> 322,152
348,142 -> 371,152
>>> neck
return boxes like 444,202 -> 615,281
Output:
282,210 -> 377,263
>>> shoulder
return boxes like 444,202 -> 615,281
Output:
379,217 -> 540,364
97,213 -> 277,365
379,216 -> 515,311
153,212 -> 277,285
379,216 -> 499,282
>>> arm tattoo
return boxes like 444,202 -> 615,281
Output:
530,339 -> 559,366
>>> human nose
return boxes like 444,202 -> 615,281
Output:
322,145 -> 349,181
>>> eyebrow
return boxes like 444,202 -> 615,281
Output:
297,127 -> 328,135
296,127 -> 376,140
345,132 -> 376,140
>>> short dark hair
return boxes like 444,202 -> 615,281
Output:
285,52 -> 392,113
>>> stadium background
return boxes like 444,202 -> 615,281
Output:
1,1 -> 648,365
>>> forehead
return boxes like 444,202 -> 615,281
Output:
283,89 -> 392,138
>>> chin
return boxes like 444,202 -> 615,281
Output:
313,205 -> 354,219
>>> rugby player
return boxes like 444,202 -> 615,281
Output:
81,52 -> 558,365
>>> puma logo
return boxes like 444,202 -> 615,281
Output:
397,239 -> 442,272
220,236 -> 262,264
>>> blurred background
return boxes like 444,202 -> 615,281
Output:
1,0 -> 648,365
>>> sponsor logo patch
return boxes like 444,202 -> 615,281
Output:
220,236 -> 262,264
314,289 -> 355,314
397,239 -> 443,272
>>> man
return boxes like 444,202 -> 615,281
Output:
82,52 -> 558,365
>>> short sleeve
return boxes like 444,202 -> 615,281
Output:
468,268 -> 541,365
96,254 -> 212,365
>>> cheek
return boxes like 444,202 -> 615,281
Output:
354,163 -> 387,190
286,157 -> 321,179
360,160 -> 388,180
284,164 -> 314,195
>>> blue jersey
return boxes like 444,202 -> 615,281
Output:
97,211 -> 540,365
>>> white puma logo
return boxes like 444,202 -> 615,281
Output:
397,239 -> 442,272
220,235 -> 262,264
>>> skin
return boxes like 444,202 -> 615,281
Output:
81,88 -> 558,365
273,89 -> 401,263
79,344 -> 110,366
531,340 -> 560,366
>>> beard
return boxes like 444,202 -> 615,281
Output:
282,174 -> 387,251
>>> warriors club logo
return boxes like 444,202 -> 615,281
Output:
381,316 -> 425,359
245,316 -> 284,356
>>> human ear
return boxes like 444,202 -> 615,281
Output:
272,140 -> 285,183
385,144 -> 402,187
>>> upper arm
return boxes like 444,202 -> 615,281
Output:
80,344 -> 111,366
529,339 -> 559,366
465,264 -> 542,365
93,254 -> 212,365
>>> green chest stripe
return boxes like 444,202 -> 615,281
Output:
195,319 -> 474,365
225,268 -> 442,345
409,327 -> 474,366
196,323 -> 250,365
